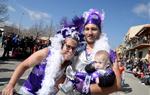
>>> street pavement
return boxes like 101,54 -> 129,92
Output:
120,72 -> 150,95
0,48 -> 32,92
0,48 -> 150,95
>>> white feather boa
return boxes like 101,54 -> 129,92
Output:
93,33 -> 110,54
37,34 -> 64,95
76,33 -> 110,71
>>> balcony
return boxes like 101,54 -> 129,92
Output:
126,37 -> 150,51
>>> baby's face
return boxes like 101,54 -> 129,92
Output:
94,52 -> 110,69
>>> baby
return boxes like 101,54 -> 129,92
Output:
84,50 -> 115,86
59,50 -> 116,94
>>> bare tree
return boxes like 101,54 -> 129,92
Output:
28,20 -> 55,39
3,25 -> 18,35
45,20 -> 55,38
0,0 -> 8,23
28,23 -> 42,38
29,21 -> 45,38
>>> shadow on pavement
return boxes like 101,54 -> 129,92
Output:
0,68 -> 14,72
0,78 -> 10,83
0,60 -> 15,64
123,83 -> 129,87
0,83 -> 5,86
0,57 -> 24,62
121,83 -> 132,94
0,78 -> 10,87
0,78 -> 25,86
0,57 -> 22,65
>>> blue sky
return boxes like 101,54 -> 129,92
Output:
7,0 -> 150,49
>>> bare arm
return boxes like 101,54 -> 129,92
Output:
90,60 -> 121,95
2,48 -> 49,95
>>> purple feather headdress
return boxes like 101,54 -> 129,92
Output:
57,26 -> 81,41
83,9 -> 105,29
72,16 -> 84,41
57,16 -> 85,42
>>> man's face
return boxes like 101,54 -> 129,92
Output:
84,24 -> 100,44
62,38 -> 77,61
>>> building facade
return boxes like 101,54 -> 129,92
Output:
124,24 -> 150,59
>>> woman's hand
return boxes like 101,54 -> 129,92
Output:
2,84 -> 14,95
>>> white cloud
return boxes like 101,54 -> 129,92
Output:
133,2 -> 150,19
23,7 -> 50,21
8,5 -> 16,12
4,21 -> 13,25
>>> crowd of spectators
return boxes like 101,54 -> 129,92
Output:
1,33 -> 51,60
126,56 -> 150,85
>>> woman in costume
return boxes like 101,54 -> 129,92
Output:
2,25 -> 82,95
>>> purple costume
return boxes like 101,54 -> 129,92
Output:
20,50 -> 51,95
75,68 -> 115,85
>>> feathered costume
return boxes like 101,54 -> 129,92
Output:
19,25 -> 82,95
19,41 -> 64,95
58,9 -> 117,95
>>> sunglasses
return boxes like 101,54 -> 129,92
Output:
64,44 -> 76,51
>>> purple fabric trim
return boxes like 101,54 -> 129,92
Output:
22,50 -> 51,94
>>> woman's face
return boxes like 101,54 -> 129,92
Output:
62,38 -> 78,61
84,24 -> 101,44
